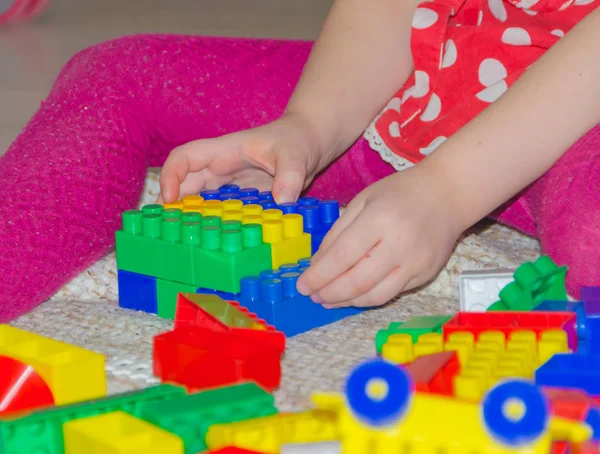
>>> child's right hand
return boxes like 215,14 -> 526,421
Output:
158,113 -> 331,204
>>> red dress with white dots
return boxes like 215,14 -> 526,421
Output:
364,0 -> 599,170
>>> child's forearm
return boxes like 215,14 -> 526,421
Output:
285,0 -> 419,159
422,8 -> 600,230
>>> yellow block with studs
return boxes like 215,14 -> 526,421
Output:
380,328 -> 568,402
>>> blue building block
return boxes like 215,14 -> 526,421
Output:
238,263 -> 364,337
535,354 -> 600,395
278,198 -> 340,254
583,298 -> 600,355
534,300 -> 586,339
117,270 -> 158,314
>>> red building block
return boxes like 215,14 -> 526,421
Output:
544,387 -> 600,421
404,351 -> 460,396
0,355 -> 54,416
442,311 -> 577,350
153,326 -> 282,392
174,293 -> 285,354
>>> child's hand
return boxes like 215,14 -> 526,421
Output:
158,113 -> 330,204
296,165 -> 464,308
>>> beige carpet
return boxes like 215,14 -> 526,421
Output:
10,170 -> 541,412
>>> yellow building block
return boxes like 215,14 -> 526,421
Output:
380,328 -> 569,402
63,411 -> 183,454
205,410 -> 339,453
0,325 -> 106,405
311,387 -> 590,454
263,214 -> 311,269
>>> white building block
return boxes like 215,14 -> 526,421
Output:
281,441 -> 341,454
459,270 -> 515,312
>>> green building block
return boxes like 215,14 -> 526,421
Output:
157,278 -> 199,320
116,206 -> 197,284
191,222 -> 272,293
375,315 -> 452,354
487,255 -> 568,312
0,384 -> 186,454
116,206 -> 273,294
140,382 -> 278,454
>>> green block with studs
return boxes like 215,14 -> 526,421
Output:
192,220 -> 272,293
375,315 -> 453,354
156,278 -> 199,320
139,382 -> 277,454
115,205 -> 200,285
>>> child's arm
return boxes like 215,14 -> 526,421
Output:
297,7 -> 600,307
159,0 -> 421,203
427,7 -> 600,231
284,0 -> 420,160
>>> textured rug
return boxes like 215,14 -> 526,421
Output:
10,170 -> 541,412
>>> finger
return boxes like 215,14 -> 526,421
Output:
323,265 -> 407,309
310,199 -> 364,262
311,242 -> 396,305
296,210 -> 378,296
160,136 -> 235,203
271,149 -> 308,204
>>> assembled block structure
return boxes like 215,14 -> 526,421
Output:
115,185 -> 363,336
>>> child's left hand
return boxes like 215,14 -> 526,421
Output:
296,164 -> 465,308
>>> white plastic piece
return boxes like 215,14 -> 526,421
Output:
459,269 -> 515,312
281,441 -> 341,454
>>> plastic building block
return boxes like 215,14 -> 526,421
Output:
381,329 -> 568,401
582,300 -> 600,355
452,330 -> 568,402
63,410 -> 184,453
239,269 -> 364,337
117,269 -> 158,314
153,325 -> 282,392
116,206 -> 273,294
312,359 -> 592,453
345,358 -> 412,427
116,205 -> 198,284
403,351 -> 460,396
487,255 -> 568,311
544,388 -> 600,421
0,325 -> 105,406
535,300 -> 587,340
205,410 -> 339,454
262,213 -> 312,270
140,382 -> 278,454
279,198 -> 340,254
442,311 -> 578,351
0,384 -> 185,454
210,449 -> 269,454
281,442 -> 341,454
374,315 -> 452,354
459,269 -> 514,312
174,293 -> 285,353
156,278 -> 198,320
0,355 -> 54,416
535,354 -> 600,396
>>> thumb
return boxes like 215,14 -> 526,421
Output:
271,149 -> 308,204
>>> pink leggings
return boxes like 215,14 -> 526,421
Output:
1,35 -> 599,321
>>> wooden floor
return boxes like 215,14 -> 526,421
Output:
0,0 -> 330,153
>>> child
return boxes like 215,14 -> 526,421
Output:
0,0 -> 598,321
